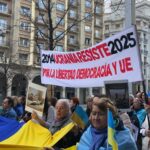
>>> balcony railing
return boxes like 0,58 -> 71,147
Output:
144,39 -> 148,44
68,39 -> 78,45
19,60 -> 28,65
0,9 -> 11,15
0,24 -> 11,31
0,41 -> 9,47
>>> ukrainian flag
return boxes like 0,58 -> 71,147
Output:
108,110 -> 118,150
0,116 -> 24,141
0,118 -> 75,150
71,105 -> 88,129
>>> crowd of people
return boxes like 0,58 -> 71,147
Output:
0,91 -> 150,150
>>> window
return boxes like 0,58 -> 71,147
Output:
0,52 -> 4,62
85,12 -> 91,20
69,24 -> 77,32
69,35 -> 76,44
136,21 -> 140,26
105,25 -> 109,30
55,45 -> 63,52
55,31 -> 64,39
19,53 -> 28,65
37,14 -> 44,23
95,6 -> 101,14
95,30 -> 100,38
144,45 -> 147,51
85,25 -> 91,32
143,33 -> 146,39
105,34 -> 109,39
0,3 -> 7,13
56,17 -> 64,26
143,22 -> 147,27
0,36 -> 6,45
69,48 -> 75,51
56,3 -> 65,11
37,54 -> 41,64
38,0 -> 45,9
0,52 -> 4,57
37,29 -> 45,37
95,18 -> 101,26
85,38 -> 91,45
144,56 -> 147,65
20,22 -> 30,31
69,0 -> 76,5
0,19 -> 7,29
37,43 -> 44,52
95,41 -> 100,44
20,38 -> 29,47
20,6 -> 30,16
116,24 -> 120,28
85,1 -> 91,8
69,10 -> 76,18
138,32 -> 140,38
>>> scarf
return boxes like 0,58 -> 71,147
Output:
90,126 -> 107,150
49,115 -> 71,134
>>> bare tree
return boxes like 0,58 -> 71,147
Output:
0,53 -> 32,98
32,0 -> 100,51
27,0 -> 102,98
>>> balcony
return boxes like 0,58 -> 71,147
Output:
0,25 -> 11,32
69,0 -> 77,7
36,2 -> 47,10
36,17 -> 48,25
68,39 -> 78,46
20,10 -> 31,18
0,9 -> 11,16
19,60 -> 28,65
144,50 -> 148,56
0,40 -> 9,48
143,39 -> 148,44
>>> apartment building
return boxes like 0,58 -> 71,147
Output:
0,0 -> 104,104
104,0 -> 150,94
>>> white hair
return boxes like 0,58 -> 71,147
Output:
57,99 -> 70,111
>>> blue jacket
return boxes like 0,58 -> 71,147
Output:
0,108 -> 17,120
78,125 -> 137,150
14,104 -> 24,117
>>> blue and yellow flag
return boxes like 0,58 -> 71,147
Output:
108,110 -> 118,150
0,116 -> 24,141
71,105 -> 88,129
0,119 -> 75,150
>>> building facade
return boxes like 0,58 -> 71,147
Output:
0,0 -> 104,104
104,0 -> 150,94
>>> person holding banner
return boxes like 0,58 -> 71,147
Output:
78,97 -> 137,150
32,99 -> 81,149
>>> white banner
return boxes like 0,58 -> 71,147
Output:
41,26 -> 143,87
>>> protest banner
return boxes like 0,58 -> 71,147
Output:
25,82 -> 47,117
41,26 -> 143,87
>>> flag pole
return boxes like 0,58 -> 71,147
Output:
107,108 -> 109,150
